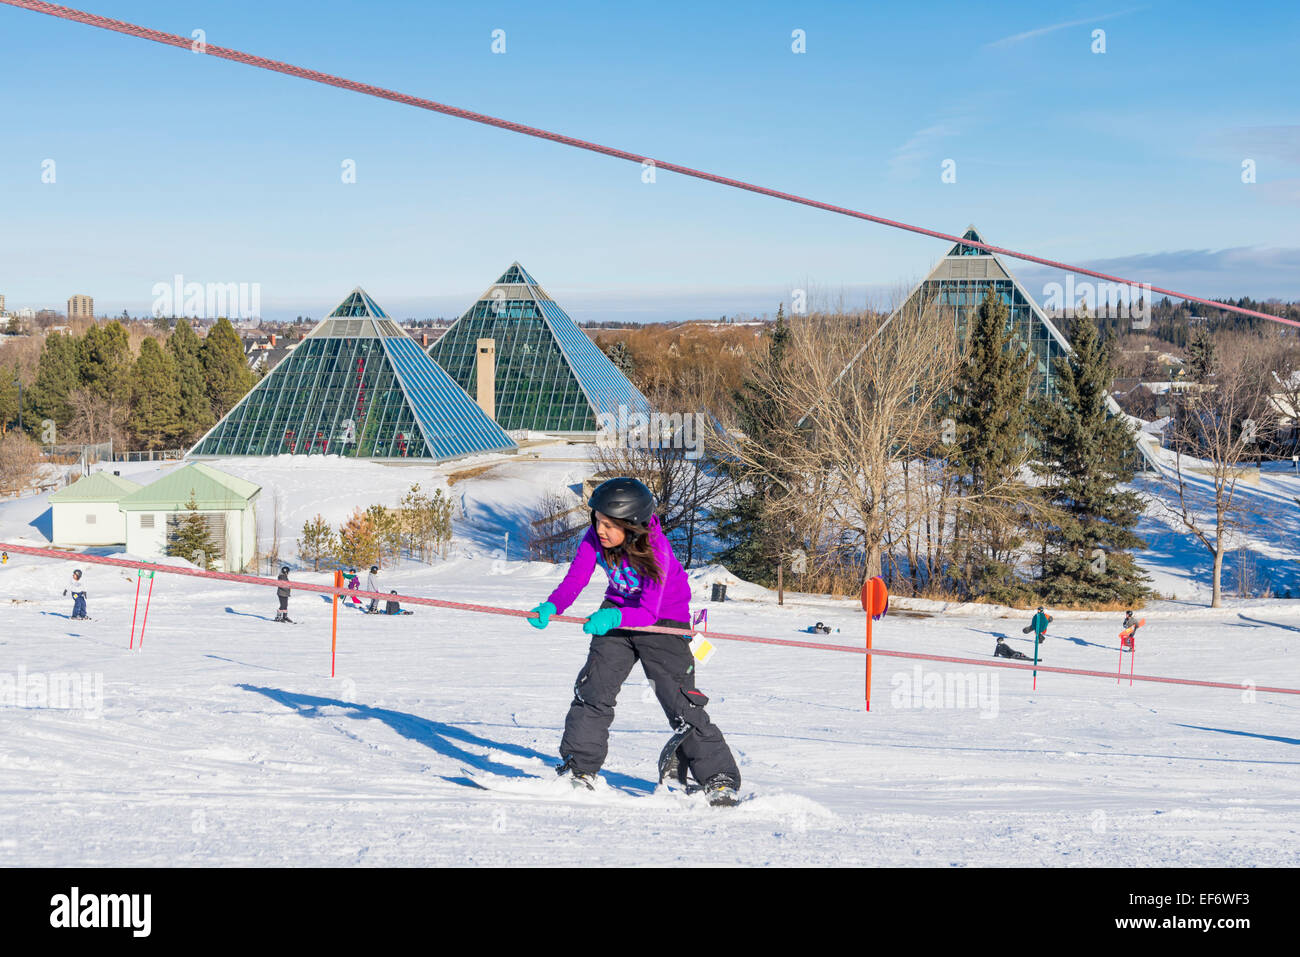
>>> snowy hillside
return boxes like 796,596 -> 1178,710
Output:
3,448 -> 1300,866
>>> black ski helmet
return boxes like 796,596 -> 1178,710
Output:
588,477 -> 654,526
370,565 -> 378,574
280,565 -> 290,575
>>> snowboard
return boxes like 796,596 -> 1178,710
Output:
1118,618 -> 1145,639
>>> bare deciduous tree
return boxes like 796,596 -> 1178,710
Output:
1163,342 -> 1279,607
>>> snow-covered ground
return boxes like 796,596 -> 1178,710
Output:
2,448 -> 1299,866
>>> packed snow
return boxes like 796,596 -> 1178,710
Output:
2,445 -> 1298,866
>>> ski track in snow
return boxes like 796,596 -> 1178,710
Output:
2,451 -> 1300,866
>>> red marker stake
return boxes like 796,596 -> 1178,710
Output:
129,574 -> 142,649
331,570 -> 341,678
137,575 -> 155,649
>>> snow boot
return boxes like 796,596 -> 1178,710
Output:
556,757 -> 596,791
702,772 -> 740,807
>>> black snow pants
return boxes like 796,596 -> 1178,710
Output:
560,600 -> 740,786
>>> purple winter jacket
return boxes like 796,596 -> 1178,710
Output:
545,514 -> 692,630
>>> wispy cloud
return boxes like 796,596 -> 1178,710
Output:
986,7 -> 1146,49
888,122 -> 961,179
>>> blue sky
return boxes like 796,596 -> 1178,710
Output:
2,0 -> 1298,322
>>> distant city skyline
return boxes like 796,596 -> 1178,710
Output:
3,0 -> 1298,324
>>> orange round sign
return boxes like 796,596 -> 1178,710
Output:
860,576 -> 888,617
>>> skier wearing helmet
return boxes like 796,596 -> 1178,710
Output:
527,477 -> 742,806
275,566 -> 293,623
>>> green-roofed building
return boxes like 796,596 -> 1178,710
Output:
118,463 -> 261,572
48,471 -> 143,546
428,263 -> 653,436
189,287 -> 517,461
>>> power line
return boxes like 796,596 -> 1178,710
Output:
4,0 -> 1297,330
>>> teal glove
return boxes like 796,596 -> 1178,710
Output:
528,602 -> 556,630
583,607 -> 623,636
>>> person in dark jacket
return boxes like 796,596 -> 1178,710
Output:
994,637 -> 1032,660
528,477 -> 741,806
274,566 -> 293,623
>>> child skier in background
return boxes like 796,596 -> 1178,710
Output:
345,569 -> 363,608
275,565 -> 293,623
527,477 -> 742,807
1120,610 -> 1142,650
366,565 -> 381,614
64,568 -> 88,620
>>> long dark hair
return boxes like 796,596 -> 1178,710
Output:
593,512 -> 664,585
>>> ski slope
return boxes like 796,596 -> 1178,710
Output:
2,450 -> 1299,866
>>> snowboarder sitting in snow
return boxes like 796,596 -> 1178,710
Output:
1022,606 -> 1051,644
527,477 -> 742,806
994,637 -> 1032,661
64,568 -> 88,620
275,565 -> 293,623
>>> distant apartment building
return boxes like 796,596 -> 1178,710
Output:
0,294 -> 7,316
68,295 -> 94,321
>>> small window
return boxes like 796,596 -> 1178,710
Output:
86,513 -> 97,524
140,514 -> 155,529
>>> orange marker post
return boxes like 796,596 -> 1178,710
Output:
860,576 -> 888,711
331,569 -> 341,678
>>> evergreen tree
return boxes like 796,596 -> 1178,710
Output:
1187,326 -> 1217,381
166,490 -> 220,570
950,287 -> 1036,601
604,339 -> 635,378
201,317 -> 254,419
0,363 -> 21,432
78,321 -> 132,403
128,337 -> 183,449
168,319 -> 215,443
28,332 -> 81,431
1033,314 -> 1151,606
711,302 -> 796,584
297,514 -> 336,571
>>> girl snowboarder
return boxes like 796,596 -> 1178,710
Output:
527,477 -> 741,806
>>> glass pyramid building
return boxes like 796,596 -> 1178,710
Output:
428,263 -> 653,434
189,288 -> 517,461
901,226 -> 1072,398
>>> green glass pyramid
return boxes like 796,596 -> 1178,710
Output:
428,263 -> 652,434
907,225 -> 1070,396
189,288 -> 517,461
